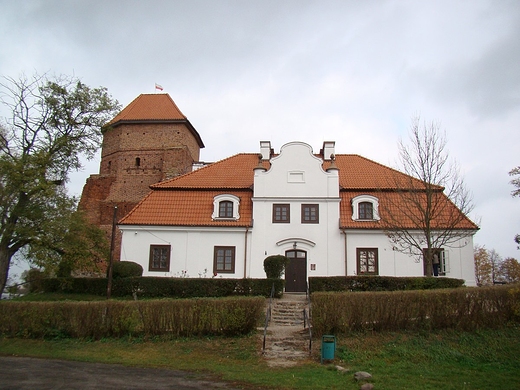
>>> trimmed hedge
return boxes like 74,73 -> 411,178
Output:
309,276 -> 464,292
312,285 -> 520,335
263,255 -> 290,279
112,261 -> 143,279
32,277 -> 285,299
0,296 -> 265,339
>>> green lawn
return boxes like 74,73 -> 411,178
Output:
1,326 -> 519,389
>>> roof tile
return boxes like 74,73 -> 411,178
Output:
120,152 -> 476,230
107,94 -> 187,126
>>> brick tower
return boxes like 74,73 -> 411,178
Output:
78,93 -> 204,262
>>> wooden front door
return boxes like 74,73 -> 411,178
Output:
285,250 -> 307,292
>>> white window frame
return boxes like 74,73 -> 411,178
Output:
351,195 -> 380,221
212,194 -> 240,220
439,249 -> 449,276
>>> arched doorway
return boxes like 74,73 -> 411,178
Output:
285,250 -> 307,292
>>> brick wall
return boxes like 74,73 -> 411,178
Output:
79,120 -> 202,266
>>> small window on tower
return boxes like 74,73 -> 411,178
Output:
135,157 -> 141,167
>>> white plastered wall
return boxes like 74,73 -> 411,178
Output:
119,226 -> 250,278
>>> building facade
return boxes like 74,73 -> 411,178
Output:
118,140 -> 478,289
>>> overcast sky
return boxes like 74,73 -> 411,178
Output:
1,0 -> 519,271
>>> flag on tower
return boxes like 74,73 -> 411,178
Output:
155,83 -> 163,91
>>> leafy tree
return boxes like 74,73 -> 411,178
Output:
384,116 -> 478,276
474,245 -> 493,286
25,206 -> 110,277
499,257 -> 520,283
0,73 -> 120,296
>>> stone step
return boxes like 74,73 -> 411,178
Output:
261,295 -> 312,365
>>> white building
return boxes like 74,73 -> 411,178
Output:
119,141 -> 478,290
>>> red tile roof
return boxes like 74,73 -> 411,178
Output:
108,94 -> 186,124
105,94 -> 204,148
339,191 -> 477,230
152,154 -> 268,189
121,189 -> 252,227
119,152 -> 477,230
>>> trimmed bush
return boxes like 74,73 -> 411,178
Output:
36,277 -> 284,299
0,296 -> 265,339
263,255 -> 290,279
309,276 -> 464,292
112,261 -> 143,279
311,285 -> 520,335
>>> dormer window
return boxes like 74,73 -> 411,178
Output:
358,202 -> 373,220
219,201 -> 233,218
352,195 -> 380,221
212,194 -> 240,220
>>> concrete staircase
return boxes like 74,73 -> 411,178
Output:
261,293 -> 312,367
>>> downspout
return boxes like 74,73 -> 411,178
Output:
243,227 -> 249,278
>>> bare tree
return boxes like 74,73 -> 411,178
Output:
488,249 -> 503,284
509,166 -> 520,248
383,116 -> 478,276
510,166 -> 520,197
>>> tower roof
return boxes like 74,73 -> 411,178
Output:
105,93 -> 204,148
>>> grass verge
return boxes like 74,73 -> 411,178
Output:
1,325 -> 519,389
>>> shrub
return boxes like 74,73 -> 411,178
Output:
23,268 -> 46,293
311,285 -> 519,335
0,297 -> 265,339
36,277 -> 285,299
309,276 -> 464,292
112,261 -> 143,279
263,255 -> 290,279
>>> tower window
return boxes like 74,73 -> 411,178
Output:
135,157 -> 141,167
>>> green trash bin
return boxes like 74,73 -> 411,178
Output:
321,335 -> 336,364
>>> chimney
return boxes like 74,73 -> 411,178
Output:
322,141 -> 335,161
260,141 -> 272,160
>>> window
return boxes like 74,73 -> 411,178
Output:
273,204 -> 290,223
358,202 -> 373,220
212,194 -> 240,220
219,201 -> 233,218
135,157 -> 141,167
357,248 -> 378,275
423,248 -> 448,276
149,245 -> 170,272
214,246 -> 235,273
351,195 -> 380,221
301,204 -> 319,223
